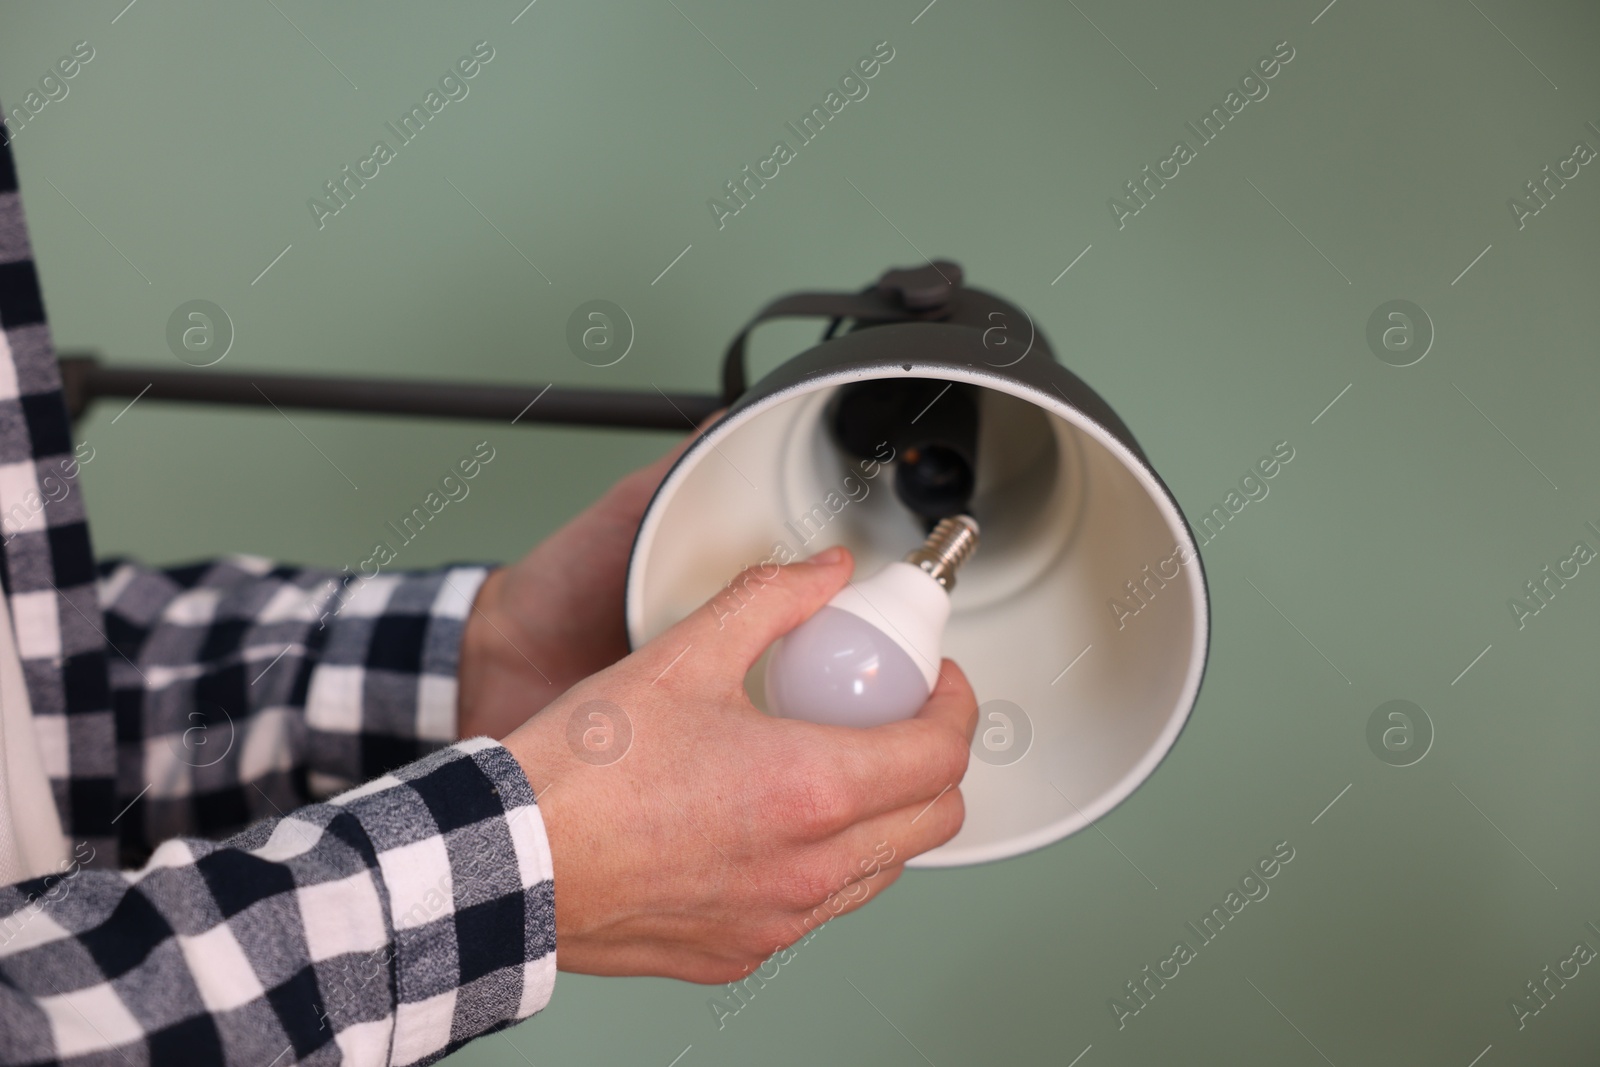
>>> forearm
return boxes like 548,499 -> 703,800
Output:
454,564 -> 606,743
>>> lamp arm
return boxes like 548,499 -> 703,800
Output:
56,354 -> 721,432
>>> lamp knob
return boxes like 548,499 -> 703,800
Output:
875,260 -> 964,311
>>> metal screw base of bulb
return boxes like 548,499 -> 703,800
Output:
904,515 -> 980,591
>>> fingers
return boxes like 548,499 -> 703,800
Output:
830,786 -> 966,870
781,863 -> 905,933
773,778 -> 967,935
776,791 -> 957,936
616,408 -> 726,504
664,547 -> 856,682
625,437 -> 692,497
644,407 -> 726,479
817,661 -> 978,822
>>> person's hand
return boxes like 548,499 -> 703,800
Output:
499,547 -> 979,983
457,421 -> 711,741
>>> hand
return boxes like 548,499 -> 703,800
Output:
457,422 -> 710,741
499,547 -> 979,983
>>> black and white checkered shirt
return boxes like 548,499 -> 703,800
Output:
0,118 -> 555,1064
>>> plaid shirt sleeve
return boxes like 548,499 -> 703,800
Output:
96,557 -> 496,865
2,103 -> 558,1063
0,737 -> 558,1066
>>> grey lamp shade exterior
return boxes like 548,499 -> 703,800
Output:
626,287 -> 1210,866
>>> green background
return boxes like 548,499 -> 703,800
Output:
5,0 -> 1600,1063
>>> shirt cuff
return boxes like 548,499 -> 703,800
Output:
329,736 -> 555,1065
305,565 -> 491,796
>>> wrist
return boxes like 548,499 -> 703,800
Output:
457,566 -> 512,740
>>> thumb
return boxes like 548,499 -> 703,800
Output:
670,546 -> 855,682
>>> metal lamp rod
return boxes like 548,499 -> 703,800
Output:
57,354 -> 723,432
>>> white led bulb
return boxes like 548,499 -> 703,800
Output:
766,516 -> 979,728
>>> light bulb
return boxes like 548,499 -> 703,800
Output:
766,516 -> 979,728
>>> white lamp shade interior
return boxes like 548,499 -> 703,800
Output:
626,367 -> 1207,866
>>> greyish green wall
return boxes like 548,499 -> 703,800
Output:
5,0 -> 1600,1063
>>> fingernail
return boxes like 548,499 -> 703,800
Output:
806,545 -> 847,566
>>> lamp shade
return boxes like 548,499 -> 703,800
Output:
625,282 -> 1209,866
